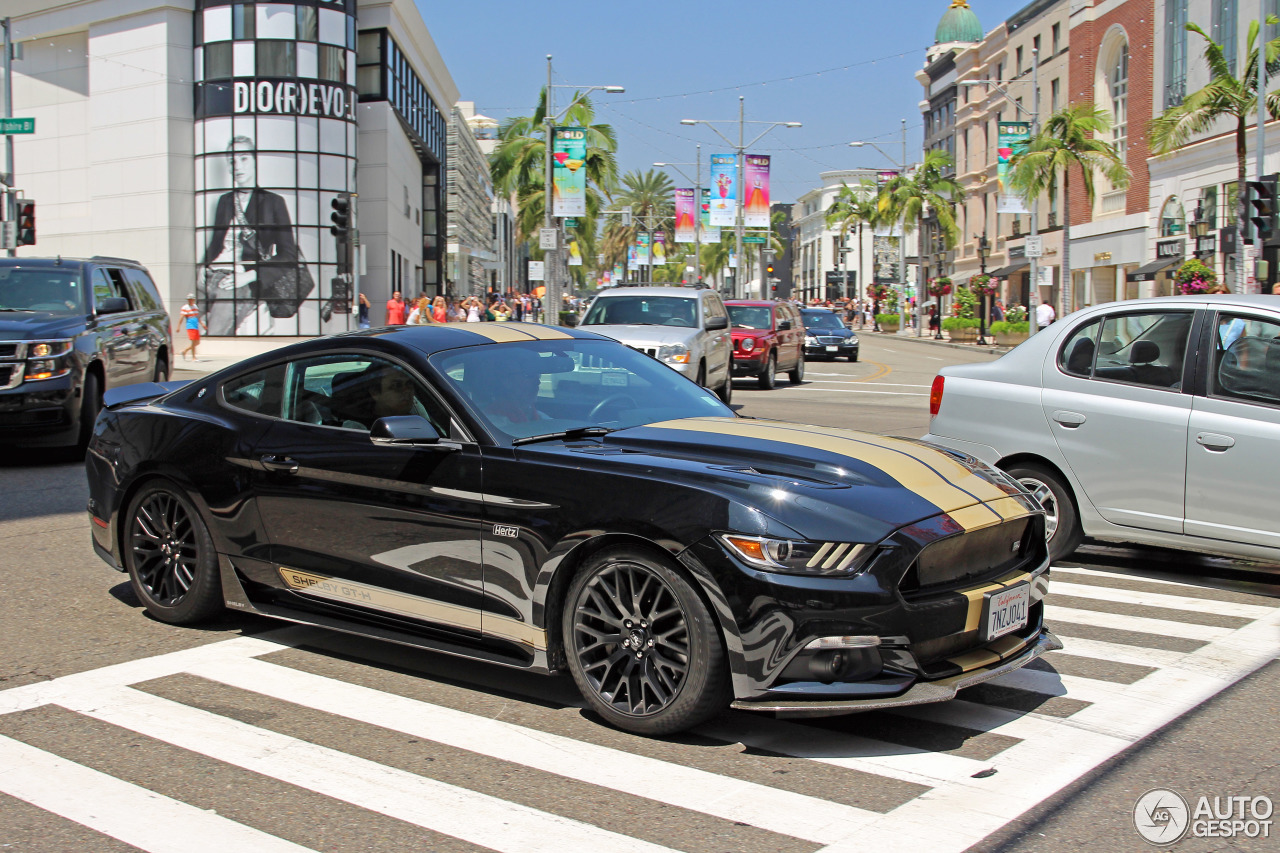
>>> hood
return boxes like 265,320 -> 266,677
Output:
0,313 -> 86,340
566,417 -> 1032,543
578,324 -> 701,348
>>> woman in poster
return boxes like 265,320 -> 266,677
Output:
201,135 -> 310,335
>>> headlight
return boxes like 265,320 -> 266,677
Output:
719,534 -> 878,576
658,343 -> 690,365
740,337 -> 756,352
805,334 -> 818,344
24,340 -> 73,381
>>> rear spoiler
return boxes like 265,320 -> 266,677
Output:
103,380 -> 190,410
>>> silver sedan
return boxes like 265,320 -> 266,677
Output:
924,294 -> 1280,563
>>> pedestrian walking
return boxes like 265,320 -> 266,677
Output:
1035,301 -> 1055,331
179,295 -> 207,362
386,291 -> 406,325
357,293 -> 371,329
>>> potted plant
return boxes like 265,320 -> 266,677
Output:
866,283 -> 897,330
942,286 -> 980,341
1174,258 -> 1217,295
989,320 -> 1031,346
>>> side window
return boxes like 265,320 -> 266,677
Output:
1212,313 -> 1280,406
1058,319 -> 1101,377
221,364 -> 287,418
104,269 -> 134,309
1092,311 -> 1193,389
283,354 -> 451,434
121,268 -> 161,312
91,269 -> 117,305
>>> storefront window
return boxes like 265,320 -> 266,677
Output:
1160,196 -> 1186,237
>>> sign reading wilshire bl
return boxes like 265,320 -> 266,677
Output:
0,118 -> 35,135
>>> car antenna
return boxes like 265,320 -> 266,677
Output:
56,256 -> 62,266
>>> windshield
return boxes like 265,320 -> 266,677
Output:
802,311 -> 844,331
727,305 -> 771,330
581,295 -> 698,328
431,339 -> 733,443
0,267 -> 86,314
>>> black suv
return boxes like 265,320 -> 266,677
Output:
0,257 -> 172,448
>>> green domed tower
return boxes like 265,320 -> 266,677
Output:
935,0 -> 984,46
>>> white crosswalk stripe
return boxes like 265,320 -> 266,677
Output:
0,566 -> 1275,853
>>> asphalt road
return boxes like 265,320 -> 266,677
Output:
1,331 -> 1276,853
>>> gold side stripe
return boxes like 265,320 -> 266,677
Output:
278,568 -> 546,650
822,543 -> 850,569
960,571 -> 1034,633
645,418 -> 992,517
807,542 -> 835,568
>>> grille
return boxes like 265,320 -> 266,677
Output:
0,407 -> 63,427
0,343 -> 20,359
628,346 -> 659,358
906,517 -> 1035,592
816,336 -> 846,345
0,364 -> 20,391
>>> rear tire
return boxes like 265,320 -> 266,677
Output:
757,353 -> 776,390
788,357 -> 804,384
76,371 -> 102,450
1004,463 -> 1083,563
123,481 -> 224,624
563,547 -> 729,736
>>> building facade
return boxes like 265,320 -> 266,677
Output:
447,102 -> 494,299
7,0 -> 463,334
791,169 -> 884,304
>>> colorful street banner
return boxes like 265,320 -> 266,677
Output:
568,240 -> 582,266
614,263 -> 623,280
674,188 -> 697,243
997,121 -> 1031,214
627,245 -> 639,271
636,232 -> 651,264
876,170 -> 899,188
709,153 -> 737,227
743,154 -> 771,228
653,231 -> 667,265
700,189 -> 721,242
873,235 -> 900,283
552,127 -> 587,217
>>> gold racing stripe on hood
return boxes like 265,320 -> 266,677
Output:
646,418 -> 1009,524
959,571 -> 1034,633
278,567 -> 546,650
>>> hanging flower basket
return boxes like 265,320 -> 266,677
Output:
866,283 -> 890,300
969,274 -> 999,296
1174,258 -> 1217,295
928,277 -> 953,297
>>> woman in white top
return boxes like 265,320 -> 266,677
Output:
466,298 -> 482,323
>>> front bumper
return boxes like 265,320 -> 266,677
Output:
0,374 -> 80,445
731,351 -> 769,375
732,629 -> 1062,714
804,341 -> 858,358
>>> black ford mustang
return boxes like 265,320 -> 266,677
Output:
86,322 -> 1059,735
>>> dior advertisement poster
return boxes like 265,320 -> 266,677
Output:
195,0 -> 358,335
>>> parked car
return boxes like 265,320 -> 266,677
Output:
800,308 -> 860,361
925,295 -> 1280,564
0,256 -> 171,448
724,299 -> 805,389
578,286 -> 734,403
87,322 -> 1056,736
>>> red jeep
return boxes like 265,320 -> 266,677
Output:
724,300 -> 805,389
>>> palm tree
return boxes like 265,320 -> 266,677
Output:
1151,16 -> 1280,289
827,179 -> 888,313
1008,103 -> 1129,312
489,88 -> 619,250
881,150 -> 964,330
700,233 -> 736,286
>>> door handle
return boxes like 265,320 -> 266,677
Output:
1196,432 -> 1236,451
260,455 -> 299,474
1052,410 -> 1087,428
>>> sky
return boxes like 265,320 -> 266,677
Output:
415,0 -> 1036,205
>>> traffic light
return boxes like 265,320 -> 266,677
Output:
16,199 -> 34,246
766,263 -> 775,275
1247,176 -> 1278,243
330,193 -> 352,275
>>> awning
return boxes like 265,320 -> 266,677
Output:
1127,256 -> 1182,281
987,259 -> 1030,278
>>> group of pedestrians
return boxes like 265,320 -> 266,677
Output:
383,291 -> 544,326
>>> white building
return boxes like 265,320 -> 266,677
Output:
5,0 -> 461,334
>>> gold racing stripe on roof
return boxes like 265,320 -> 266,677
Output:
645,418 -> 1001,524
455,324 -> 540,343
509,322 -> 574,340
278,567 -> 546,650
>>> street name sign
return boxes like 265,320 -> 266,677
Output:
743,233 -> 767,244
0,118 -> 35,135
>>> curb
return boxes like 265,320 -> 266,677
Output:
853,328 -> 1011,356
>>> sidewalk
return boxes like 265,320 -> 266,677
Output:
852,325 -> 1013,356
172,336 -> 306,376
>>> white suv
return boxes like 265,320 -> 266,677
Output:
578,287 -> 734,403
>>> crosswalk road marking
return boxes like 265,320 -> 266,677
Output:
0,566 -> 1276,853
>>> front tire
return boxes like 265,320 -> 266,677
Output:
717,370 -> 733,405
1004,463 -> 1083,562
153,354 -> 169,383
788,357 -> 804,384
76,371 -> 102,450
563,547 -> 729,736
123,482 -> 224,624
757,352 -> 776,390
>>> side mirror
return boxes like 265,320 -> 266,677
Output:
777,320 -> 792,331
97,296 -> 130,315
705,315 -> 729,331
370,415 -> 452,448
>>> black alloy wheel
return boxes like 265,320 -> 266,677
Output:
563,548 -> 728,735
757,352 -> 776,390
124,482 -> 223,624
788,356 -> 804,384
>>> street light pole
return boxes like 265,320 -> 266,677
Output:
654,142 -> 703,284
849,121 -> 911,335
